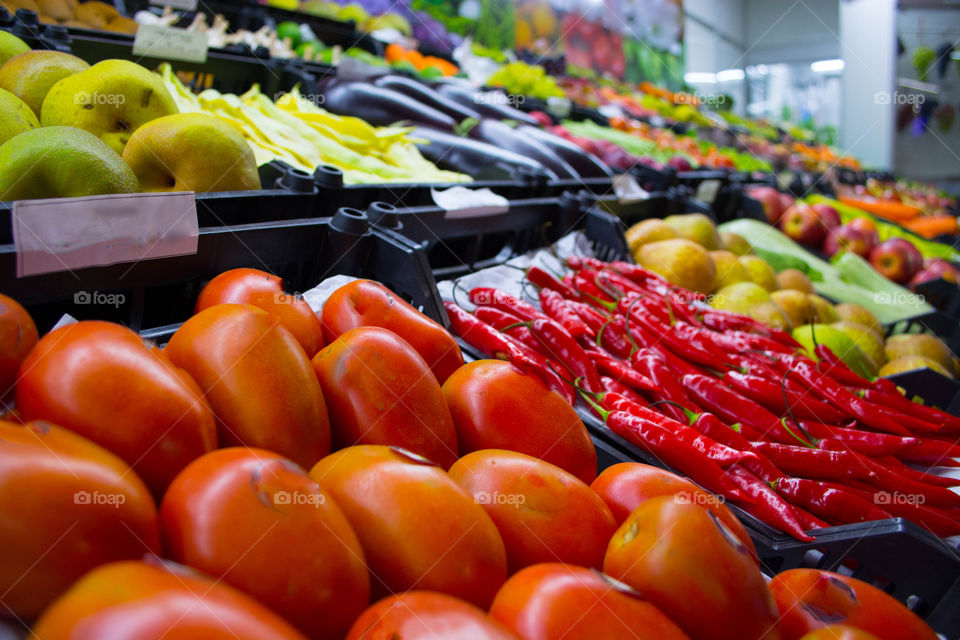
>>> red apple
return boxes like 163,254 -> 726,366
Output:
823,224 -> 871,258
884,237 -> 923,277
869,240 -> 912,283
779,203 -> 826,246
848,217 -> 879,252
811,203 -> 841,230
748,186 -> 786,224
778,193 -> 796,214
912,259 -> 960,286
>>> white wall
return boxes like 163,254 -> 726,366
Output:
683,0 -> 747,108
742,0 -> 840,66
839,0 -> 897,169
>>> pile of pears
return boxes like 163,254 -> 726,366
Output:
1,0 -> 137,33
0,32 -> 261,201
626,212 -> 959,382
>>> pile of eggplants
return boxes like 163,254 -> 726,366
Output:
318,74 -> 613,181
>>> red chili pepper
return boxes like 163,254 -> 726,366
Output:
670,322 -> 748,366
587,350 -> 657,394
592,405 -> 750,502
594,390 -> 749,468
539,289 -> 589,339
723,371 -> 850,424
468,287 -> 543,321
625,303 -> 732,369
596,269 -> 646,297
750,441 -> 874,481
473,306 -> 544,354
444,302 -> 575,404
818,440 -> 960,509
792,505 -> 830,532
798,421 -> 918,457
875,456 -> 960,489
813,344 -> 876,387
614,292 -> 673,329
600,376 -> 648,405
683,374 -> 806,445
869,403 -> 943,434
861,388 -> 960,433
726,465 -> 814,542
633,351 -> 700,421
690,412 -> 783,480
695,327 -> 794,355
593,315 -> 635,360
565,256 -> 609,272
527,317 -> 603,393
574,272 -> 615,304
897,438 -> 960,464
700,308 -> 773,335
526,266 -> 579,299
822,481 -> 960,537
781,356 -> 913,437
773,477 -> 893,525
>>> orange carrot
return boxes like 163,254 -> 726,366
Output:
838,196 -> 922,221
904,215 -> 959,238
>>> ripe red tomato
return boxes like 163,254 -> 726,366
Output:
321,279 -> 464,384
769,569 -> 938,640
448,450 -> 616,573
490,563 -> 690,639
195,268 -> 323,357
0,420 -> 159,618
345,591 -> 518,640
442,360 -> 597,484
166,304 -> 330,470
798,627 -> 880,640
604,496 -> 779,640
15,321 -> 217,494
590,462 -> 755,556
312,327 -> 458,468
32,559 -> 308,639
0,293 -> 37,397
310,445 -> 507,608
160,447 -> 369,639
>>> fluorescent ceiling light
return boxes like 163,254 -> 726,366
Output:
684,72 -> 716,83
811,59 -> 844,73
716,68 -> 745,82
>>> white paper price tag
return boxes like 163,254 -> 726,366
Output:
134,24 -> 208,63
695,179 -> 722,204
12,192 -> 199,278
613,174 -> 649,204
432,186 -> 509,218
149,0 -> 197,9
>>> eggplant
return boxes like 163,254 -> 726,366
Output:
321,79 -> 456,130
412,126 -> 556,179
515,125 -> 614,178
372,74 -> 482,122
467,119 -> 579,179
433,82 -> 540,126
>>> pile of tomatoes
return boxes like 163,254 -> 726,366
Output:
0,269 -> 940,639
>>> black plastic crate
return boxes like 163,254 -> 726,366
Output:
580,408 -> 960,638
583,189 -> 713,229
366,193 -> 629,280
308,163 -> 541,216
0,208 -> 446,336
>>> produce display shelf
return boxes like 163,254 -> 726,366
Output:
582,189 -> 713,228
367,193 -> 630,281
0,208 -> 445,335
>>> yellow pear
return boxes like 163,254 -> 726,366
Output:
884,334 -> 952,371
739,255 -> 779,292
663,213 -> 720,249
709,250 -> 750,290
123,113 -> 261,193
807,294 -> 838,323
832,320 -> 886,369
0,126 -> 138,200
0,88 -> 38,146
0,50 -> 89,117
72,0 -> 118,27
626,219 -> 677,255
719,230 -> 751,255
37,0 -> 76,21
41,59 -> 178,154
834,303 -> 881,338
776,269 -> 814,294
637,238 -> 716,294
880,356 -> 952,379
0,31 -> 30,67
770,290 -> 815,328
711,281 -> 771,314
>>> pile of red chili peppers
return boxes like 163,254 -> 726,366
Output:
446,257 -> 960,542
